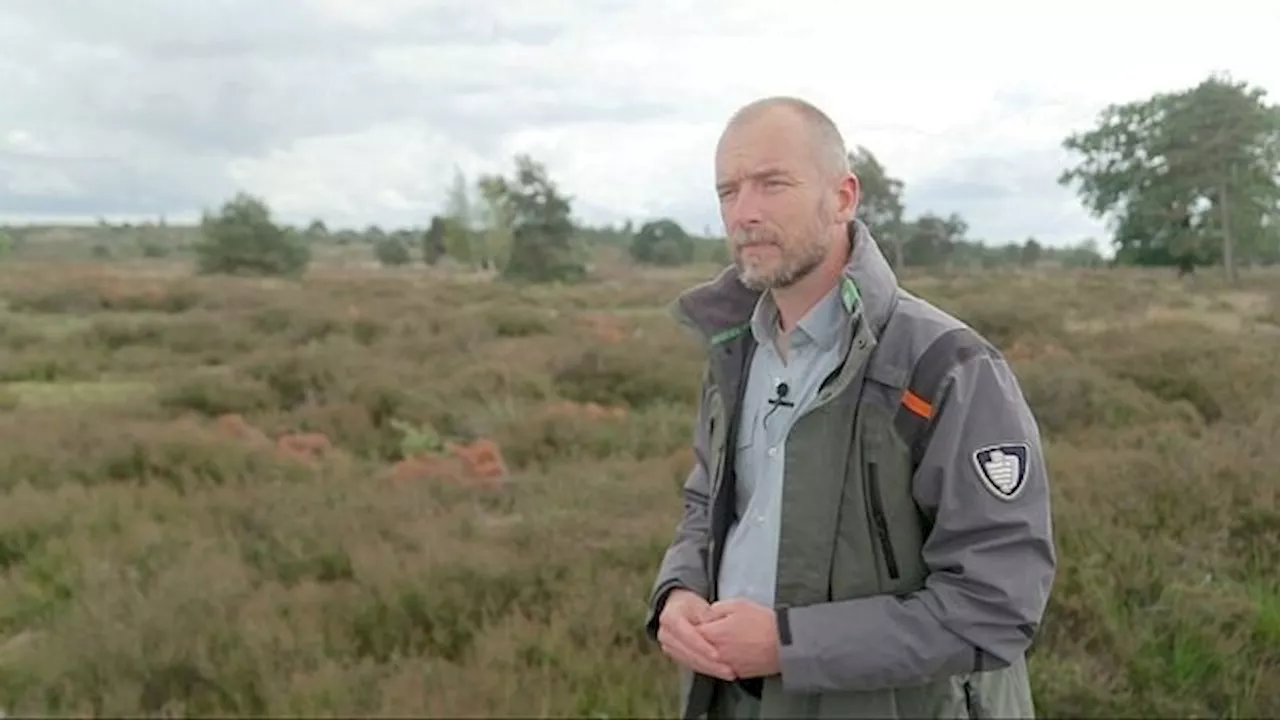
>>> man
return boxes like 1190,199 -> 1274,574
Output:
644,96 -> 1057,719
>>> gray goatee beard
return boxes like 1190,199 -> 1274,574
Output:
734,232 -> 829,291
737,253 -> 824,291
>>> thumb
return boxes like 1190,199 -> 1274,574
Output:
672,593 -> 711,622
703,600 -> 740,622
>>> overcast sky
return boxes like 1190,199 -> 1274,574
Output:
2,0 -> 1277,247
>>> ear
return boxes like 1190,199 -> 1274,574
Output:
836,172 -> 860,221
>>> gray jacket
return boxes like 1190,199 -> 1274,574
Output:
645,219 -> 1057,718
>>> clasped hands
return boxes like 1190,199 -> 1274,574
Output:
656,589 -> 781,681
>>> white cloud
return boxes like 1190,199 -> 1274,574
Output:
5,130 -> 41,152
227,122 -> 478,227
298,0 -> 1280,245
1,0 -> 1278,248
498,120 -> 724,225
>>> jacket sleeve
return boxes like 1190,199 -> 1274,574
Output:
644,364 -> 716,641
776,346 -> 1057,693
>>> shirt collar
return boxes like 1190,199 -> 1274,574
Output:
749,282 -> 845,352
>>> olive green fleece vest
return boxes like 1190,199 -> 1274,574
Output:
694,313 -> 1034,719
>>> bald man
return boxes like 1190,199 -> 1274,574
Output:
645,97 -> 1056,719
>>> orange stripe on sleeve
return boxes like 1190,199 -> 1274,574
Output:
901,389 -> 933,419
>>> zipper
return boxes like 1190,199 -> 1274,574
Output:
867,463 -> 900,581
963,678 -> 981,719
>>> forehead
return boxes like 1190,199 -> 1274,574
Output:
714,110 -> 815,180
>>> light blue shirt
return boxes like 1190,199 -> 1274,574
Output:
716,283 -> 848,607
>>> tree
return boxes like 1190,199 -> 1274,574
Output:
848,147 -> 907,268
630,218 -> 694,266
482,155 -> 585,284
193,192 -> 309,277
374,235 -> 412,267
475,175 -> 515,271
1059,73 -> 1280,280
305,219 -> 329,243
422,215 -> 448,265
902,212 -> 967,267
1061,239 -> 1106,268
1020,237 -> 1043,267
441,167 -> 481,267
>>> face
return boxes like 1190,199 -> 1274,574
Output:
714,109 -> 857,291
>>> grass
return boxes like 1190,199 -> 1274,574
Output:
0,380 -> 155,409
0,257 -> 1277,717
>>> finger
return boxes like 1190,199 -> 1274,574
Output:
685,603 -> 712,625
669,618 -> 724,662
663,635 -> 736,680
690,602 -> 721,624
659,632 -> 701,666
695,616 -> 735,643
659,620 -> 717,663
657,624 -> 673,648
703,601 -> 740,621
662,618 -> 736,678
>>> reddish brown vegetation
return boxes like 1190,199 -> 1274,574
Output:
540,400 -> 628,421
215,412 -> 271,447
579,312 -> 628,344
389,437 -> 508,490
276,432 -> 333,465
216,413 -> 332,466
215,411 -> 508,487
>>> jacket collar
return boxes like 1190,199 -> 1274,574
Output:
670,219 -> 900,346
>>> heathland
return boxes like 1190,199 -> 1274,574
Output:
0,249 -> 1277,717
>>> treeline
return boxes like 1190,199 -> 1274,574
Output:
0,156 -> 1104,280
3,72 -> 1274,282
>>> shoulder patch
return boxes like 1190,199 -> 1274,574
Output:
971,443 -> 1030,500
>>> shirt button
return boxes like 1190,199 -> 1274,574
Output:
768,447 -> 778,457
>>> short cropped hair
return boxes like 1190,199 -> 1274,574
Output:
723,96 -> 851,179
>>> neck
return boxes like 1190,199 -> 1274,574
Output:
771,230 -> 850,333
